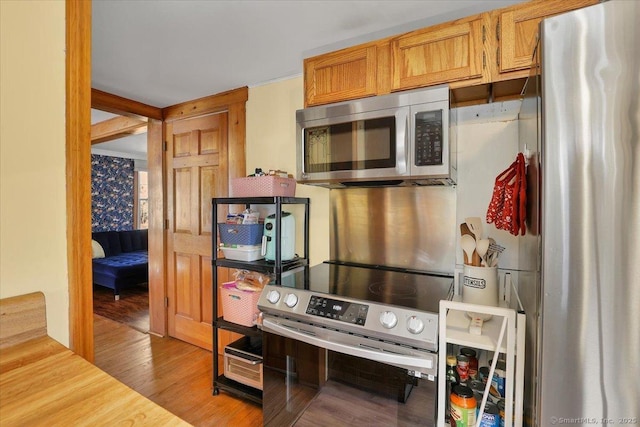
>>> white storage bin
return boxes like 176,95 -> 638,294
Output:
220,245 -> 263,261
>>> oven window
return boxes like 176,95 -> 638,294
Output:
304,116 -> 396,172
263,333 -> 436,427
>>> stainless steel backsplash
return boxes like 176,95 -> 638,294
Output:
330,186 -> 456,274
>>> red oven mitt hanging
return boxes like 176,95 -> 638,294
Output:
486,153 -> 527,236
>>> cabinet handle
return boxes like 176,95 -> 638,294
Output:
482,25 -> 486,43
496,47 -> 500,67
483,52 -> 486,69
496,20 -> 500,41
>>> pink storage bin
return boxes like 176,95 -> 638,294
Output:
230,176 -> 296,197
220,281 -> 261,327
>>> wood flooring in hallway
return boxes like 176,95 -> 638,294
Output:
93,315 -> 262,427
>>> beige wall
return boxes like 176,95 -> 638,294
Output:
246,77 -> 330,265
0,1 -> 69,345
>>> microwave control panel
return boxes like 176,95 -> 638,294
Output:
414,110 -> 443,166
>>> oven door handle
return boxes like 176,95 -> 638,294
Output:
261,318 -> 436,374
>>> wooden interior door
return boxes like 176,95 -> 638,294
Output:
166,113 -> 228,350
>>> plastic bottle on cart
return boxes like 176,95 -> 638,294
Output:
478,401 -> 501,427
445,355 -> 459,418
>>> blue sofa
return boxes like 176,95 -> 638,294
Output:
92,230 -> 148,300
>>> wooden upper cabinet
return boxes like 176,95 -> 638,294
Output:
494,0 -> 598,80
304,43 -> 382,107
390,14 -> 487,92
302,0 -> 600,106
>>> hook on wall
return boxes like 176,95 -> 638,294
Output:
523,144 -> 532,168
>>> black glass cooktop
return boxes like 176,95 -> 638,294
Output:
280,261 -> 453,314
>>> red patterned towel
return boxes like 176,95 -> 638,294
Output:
486,153 -> 527,236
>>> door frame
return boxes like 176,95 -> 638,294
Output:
90,91 -> 165,337
158,89 -> 248,340
67,1 -> 247,358
67,0 -> 93,361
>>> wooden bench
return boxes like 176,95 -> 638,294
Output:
0,292 -> 191,426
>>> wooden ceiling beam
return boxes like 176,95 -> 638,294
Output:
91,88 -> 163,121
91,116 -> 148,145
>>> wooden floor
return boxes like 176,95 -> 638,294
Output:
93,315 -> 263,427
93,284 -> 149,332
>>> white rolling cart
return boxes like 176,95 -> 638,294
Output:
437,298 -> 526,427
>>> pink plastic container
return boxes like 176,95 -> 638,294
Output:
220,281 -> 261,327
230,176 -> 296,197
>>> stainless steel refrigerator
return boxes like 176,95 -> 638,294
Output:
532,0 -> 640,424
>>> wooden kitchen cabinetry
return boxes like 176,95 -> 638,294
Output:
211,196 -> 310,404
492,0 -> 599,82
390,13 -> 489,92
304,40 -> 391,107
303,0 -> 598,107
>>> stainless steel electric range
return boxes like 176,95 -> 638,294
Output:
258,261 -> 453,427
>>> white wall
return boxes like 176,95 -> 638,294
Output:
455,100 -> 522,277
0,1 -> 69,345
246,77 -> 330,265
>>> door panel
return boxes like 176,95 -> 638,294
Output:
175,254 -> 193,316
174,133 -> 191,157
391,15 -> 485,91
166,112 -> 228,350
200,166 -> 216,233
200,129 -> 221,154
497,0 -> 598,75
304,44 -> 379,106
201,256 -> 213,325
174,168 -> 192,232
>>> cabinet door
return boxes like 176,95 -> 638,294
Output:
304,44 -> 378,106
496,0 -> 598,76
391,14 -> 485,91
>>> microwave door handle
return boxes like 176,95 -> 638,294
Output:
406,114 -> 410,169
396,112 -> 409,175
403,113 -> 410,174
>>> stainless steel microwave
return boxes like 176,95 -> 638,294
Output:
296,85 -> 456,187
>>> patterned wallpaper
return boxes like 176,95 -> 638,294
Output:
91,154 -> 134,232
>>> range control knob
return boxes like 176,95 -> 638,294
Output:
379,311 -> 398,329
407,316 -> 425,334
284,293 -> 298,308
266,289 -> 280,304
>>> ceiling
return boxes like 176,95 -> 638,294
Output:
91,110 -> 149,160
91,0 -> 525,159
